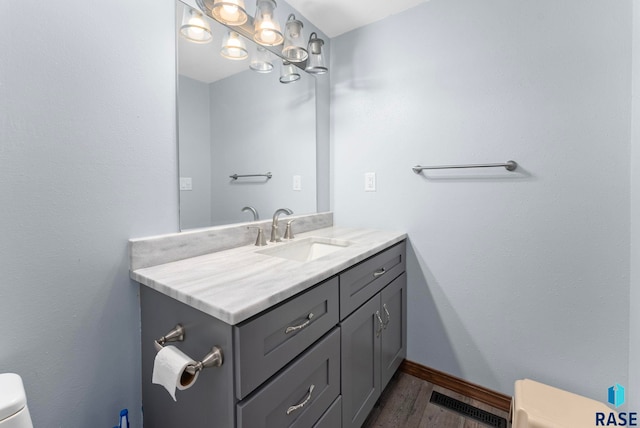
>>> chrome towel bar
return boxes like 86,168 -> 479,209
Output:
412,160 -> 517,174
229,172 -> 272,180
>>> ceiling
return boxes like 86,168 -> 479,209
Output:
286,0 -> 430,38
177,0 -> 429,83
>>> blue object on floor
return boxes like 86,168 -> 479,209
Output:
119,409 -> 129,428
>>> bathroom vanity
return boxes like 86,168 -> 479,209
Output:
130,218 -> 406,428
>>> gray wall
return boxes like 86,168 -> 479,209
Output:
331,0 -> 632,400
208,69 -> 317,225
630,0 -> 640,411
0,0 -> 178,426
179,75 -> 212,229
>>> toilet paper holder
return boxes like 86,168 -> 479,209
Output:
154,324 -> 224,375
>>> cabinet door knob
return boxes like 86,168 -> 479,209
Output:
285,313 -> 314,334
286,384 -> 315,415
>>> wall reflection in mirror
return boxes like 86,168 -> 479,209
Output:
177,0 -> 320,230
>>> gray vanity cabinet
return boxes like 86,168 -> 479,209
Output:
139,239 -> 406,428
339,242 -> 407,428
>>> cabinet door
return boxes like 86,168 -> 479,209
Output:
380,272 -> 407,389
341,295 -> 382,428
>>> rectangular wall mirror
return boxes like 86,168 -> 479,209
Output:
176,0 -> 318,230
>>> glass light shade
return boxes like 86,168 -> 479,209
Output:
211,0 -> 248,26
254,0 -> 283,46
305,32 -> 328,74
250,46 -> 274,73
220,31 -> 248,60
279,60 -> 300,84
180,8 -> 213,44
282,14 -> 308,63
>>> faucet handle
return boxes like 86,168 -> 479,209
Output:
248,226 -> 267,246
283,220 -> 295,240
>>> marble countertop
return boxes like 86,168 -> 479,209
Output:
130,227 -> 407,325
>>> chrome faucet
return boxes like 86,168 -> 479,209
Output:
241,206 -> 259,221
270,208 -> 293,242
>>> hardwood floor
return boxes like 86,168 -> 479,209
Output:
362,372 -> 510,428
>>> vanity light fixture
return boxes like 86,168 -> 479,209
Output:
305,32 -> 328,74
250,46 -> 274,73
210,0 -> 248,26
282,14 -> 308,63
279,60 -> 300,84
253,0 -> 284,46
220,31 -> 248,60
180,8 -> 213,44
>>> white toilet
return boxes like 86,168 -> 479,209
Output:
0,374 -> 33,428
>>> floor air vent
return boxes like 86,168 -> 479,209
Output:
429,391 -> 507,428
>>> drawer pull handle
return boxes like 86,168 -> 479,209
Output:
375,311 -> 384,337
373,268 -> 386,278
382,304 -> 391,328
287,384 -> 315,415
285,313 -> 314,334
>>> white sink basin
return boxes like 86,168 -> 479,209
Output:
257,237 -> 352,262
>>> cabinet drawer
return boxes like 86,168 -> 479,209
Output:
234,277 -> 339,399
339,241 -> 405,320
313,396 -> 341,428
236,328 -> 341,428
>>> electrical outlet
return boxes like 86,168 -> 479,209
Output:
180,177 -> 193,191
293,175 -> 302,191
365,172 -> 376,192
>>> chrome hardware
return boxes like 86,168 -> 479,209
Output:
154,324 -> 184,348
241,206 -> 260,221
283,220 -> 295,240
375,311 -> 384,338
287,384 -> 315,415
270,208 -> 293,242
185,346 -> 224,375
229,172 -> 272,180
248,226 -> 267,246
412,160 -> 518,174
373,268 -> 386,278
285,313 -> 314,334
154,324 -> 224,374
382,304 -> 391,329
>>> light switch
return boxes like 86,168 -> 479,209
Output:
293,175 -> 302,191
365,172 -> 376,192
180,177 -> 193,191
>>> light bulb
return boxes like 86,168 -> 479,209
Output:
220,4 -> 239,21
180,8 -> 212,43
257,18 -> 279,44
187,17 -> 206,37
209,0 -> 248,26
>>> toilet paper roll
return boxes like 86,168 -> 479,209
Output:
152,345 -> 200,401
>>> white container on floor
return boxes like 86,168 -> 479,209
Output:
511,378 -> 613,428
